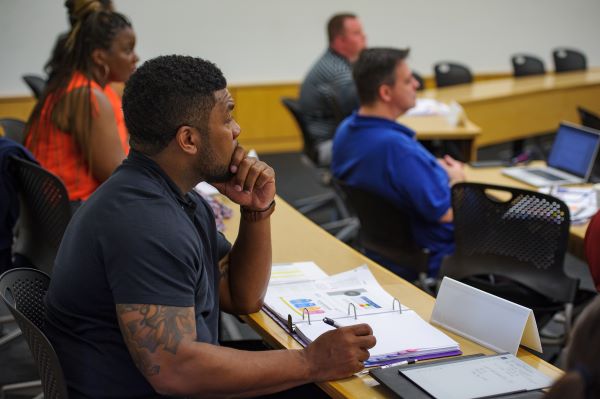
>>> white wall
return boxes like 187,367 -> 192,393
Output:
2,0 -> 600,95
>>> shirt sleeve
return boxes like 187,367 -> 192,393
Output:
387,142 -> 451,223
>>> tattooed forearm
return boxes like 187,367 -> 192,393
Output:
218,255 -> 230,280
116,304 -> 195,377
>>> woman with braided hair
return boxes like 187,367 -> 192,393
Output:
25,6 -> 138,202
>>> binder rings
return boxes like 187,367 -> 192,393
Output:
263,264 -> 461,367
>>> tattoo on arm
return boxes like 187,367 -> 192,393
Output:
116,304 -> 195,377
218,255 -> 230,280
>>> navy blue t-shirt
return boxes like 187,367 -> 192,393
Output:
331,113 -> 454,274
45,150 -> 231,398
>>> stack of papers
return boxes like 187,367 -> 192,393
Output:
540,186 -> 598,224
405,98 -> 451,117
264,263 -> 461,366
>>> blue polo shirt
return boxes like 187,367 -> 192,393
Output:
331,113 -> 454,275
45,150 -> 231,398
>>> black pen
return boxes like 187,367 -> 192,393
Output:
323,317 -> 342,328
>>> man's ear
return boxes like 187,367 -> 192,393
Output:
175,126 -> 200,155
379,84 -> 392,103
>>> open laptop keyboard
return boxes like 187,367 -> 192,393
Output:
528,169 -> 565,181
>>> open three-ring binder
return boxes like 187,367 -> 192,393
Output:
263,263 -> 461,367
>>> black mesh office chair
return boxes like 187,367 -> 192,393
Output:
0,118 -> 27,144
578,106 -> 600,130
553,48 -> 587,73
578,107 -> 600,183
439,182 -> 578,340
433,62 -> 473,88
508,54 -> 546,155
335,179 -> 431,291
10,156 -> 72,275
0,268 -> 68,399
280,98 -> 358,242
22,75 -> 47,99
511,54 -> 546,77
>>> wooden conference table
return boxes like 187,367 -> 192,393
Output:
399,114 -> 481,161
420,68 -> 600,151
465,162 -> 589,260
220,196 -> 562,399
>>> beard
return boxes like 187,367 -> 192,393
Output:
196,143 -> 233,183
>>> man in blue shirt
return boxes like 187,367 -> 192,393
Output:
45,55 -> 375,398
331,48 -> 465,277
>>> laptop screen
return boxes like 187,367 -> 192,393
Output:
547,123 -> 600,178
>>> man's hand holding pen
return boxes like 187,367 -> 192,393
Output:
301,323 -> 376,381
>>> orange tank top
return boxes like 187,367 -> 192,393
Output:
25,72 -> 129,201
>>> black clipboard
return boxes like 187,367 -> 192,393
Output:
369,354 -> 546,399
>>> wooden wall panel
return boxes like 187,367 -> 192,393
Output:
0,96 -> 35,121
230,83 -> 302,153
0,72 -> 511,148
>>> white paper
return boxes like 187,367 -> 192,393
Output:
193,181 -> 219,196
406,98 -> 451,117
401,354 -> 553,399
269,262 -> 329,285
296,311 -> 459,360
431,277 -> 541,354
445,100 -> 465,127
264,265 -> 409,324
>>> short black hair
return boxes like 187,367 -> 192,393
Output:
327,13 -> 356,44
353,47 -> 410,106
123,55 -> 227,155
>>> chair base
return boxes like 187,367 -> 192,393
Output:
0,379 -> 42,399
0,328 -> 21,346
295,192 -> 337,214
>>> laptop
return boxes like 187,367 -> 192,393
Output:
502,122 -> 600,187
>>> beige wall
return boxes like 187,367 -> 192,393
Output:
1,73 -> 512,152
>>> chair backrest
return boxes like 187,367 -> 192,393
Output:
440,182 -> 578,303
10,156 -> 72,274
578,106 -> 600,131
0,118 -> 27,144
578,107 -> 600,183
553,48 -> 587,73
412,71 -> 425,91
0,268 -> 68,398
511,54 -> 546,77
334,179 -> 429,275
433,62 -> 473,88
281,97 -> 320,165
22,74 -> 47,99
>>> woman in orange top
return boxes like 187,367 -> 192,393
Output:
25,6 -> 138,201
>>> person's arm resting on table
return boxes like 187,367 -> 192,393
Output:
116,148 -> 376,398
437,155 -> 465,223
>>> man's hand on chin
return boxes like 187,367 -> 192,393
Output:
212,145 -> 276,210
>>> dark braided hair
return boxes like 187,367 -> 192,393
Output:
27,10 -> 131,169
45,0 -> 113,82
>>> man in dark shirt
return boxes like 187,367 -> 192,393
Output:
298,13 -> 367,164
45,55 -> 375,398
